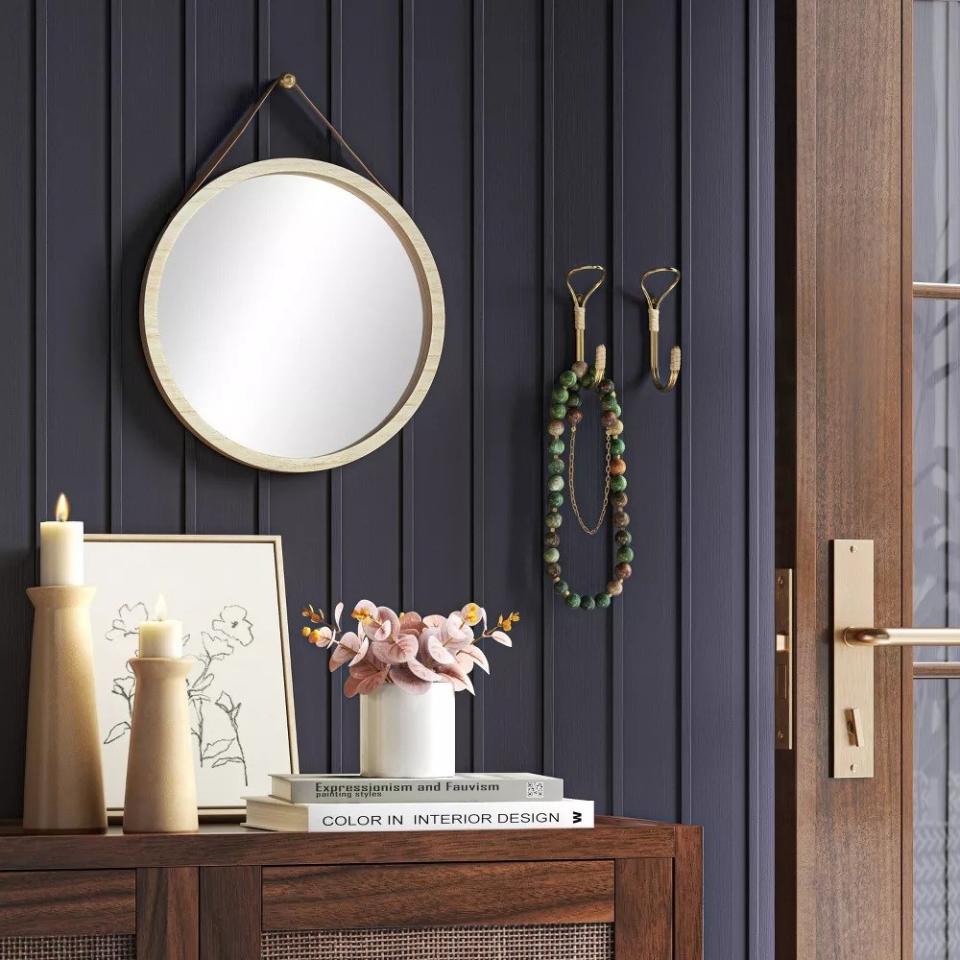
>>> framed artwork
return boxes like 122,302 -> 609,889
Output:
84,534 -> 298,817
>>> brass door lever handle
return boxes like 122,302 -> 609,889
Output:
833,538 -> 960,780
843,627 -> 960,646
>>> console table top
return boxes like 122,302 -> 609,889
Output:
0,816 -> 688,870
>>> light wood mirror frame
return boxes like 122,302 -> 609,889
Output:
141,158 -> 444,473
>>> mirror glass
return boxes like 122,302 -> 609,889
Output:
142,160 -> 443,471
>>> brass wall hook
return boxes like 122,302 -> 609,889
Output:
566,265 -> 607,370
640,266 -> 681,393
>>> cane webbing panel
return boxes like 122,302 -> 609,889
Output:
262,923 -> 614,959
0,936 -> 135,960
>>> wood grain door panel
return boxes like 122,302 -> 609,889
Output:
775,0 -> 912,956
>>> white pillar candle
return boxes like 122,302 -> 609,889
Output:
138,595 -> 183,659
39,493 -> 84,586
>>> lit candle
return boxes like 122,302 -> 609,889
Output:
39,493 -> 84,586
138,595 -> 183,659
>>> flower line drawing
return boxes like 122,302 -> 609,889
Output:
104,603 -> 254,786
105,602 -> 149,645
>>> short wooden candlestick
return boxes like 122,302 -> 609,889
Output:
123,656 -> 199,834
23,585 -> 107,834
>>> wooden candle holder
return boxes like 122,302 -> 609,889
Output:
123,657 -> 198,834
22,585 -> 107,834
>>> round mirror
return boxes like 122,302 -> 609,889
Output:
141,158 -> 444,472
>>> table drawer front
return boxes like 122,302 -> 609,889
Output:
262,860 -> 615,931
0,871 -> 136,937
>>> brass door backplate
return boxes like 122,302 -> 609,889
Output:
832,539 -> 875,779
775,569 -> 793,751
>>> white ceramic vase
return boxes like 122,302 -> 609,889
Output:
360,682 -> 455,778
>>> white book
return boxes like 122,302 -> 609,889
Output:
269,771 -> 564,804
244,796 -> 593,833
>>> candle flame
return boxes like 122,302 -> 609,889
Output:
153,594 -> 167,621
54,493 -> 70,522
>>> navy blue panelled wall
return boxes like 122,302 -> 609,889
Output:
0,1 -> 773,956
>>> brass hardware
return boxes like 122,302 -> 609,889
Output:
640,267 -> 681,393
915,661 -> 960,679
844,707 -> 863,747
913,281 -> 960,300
565,266 -> 606,365
844,626 -> 960,646
593,344 -> 607,383
832,539 -> 960,777
279,72 -> 297,89
832,539 -> 875,778
775,569 -> 793,751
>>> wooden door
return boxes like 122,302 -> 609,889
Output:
775,0 -> 913,958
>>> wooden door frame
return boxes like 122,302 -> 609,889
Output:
774,0 -> 913,958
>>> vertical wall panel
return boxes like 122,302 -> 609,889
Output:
0,0 -> 35,818
470,0 -> 486,771
686,0 -> 748,955
620,0 -> 680,823
0,3 -> 773,956
550,0 -> 612,812
540,0 -> 556,778
45,0 -> 110,531
409,0 -> 475,771
478,0 -> 543,775
118,0 -> 184,531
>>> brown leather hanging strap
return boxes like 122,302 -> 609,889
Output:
184,72 -> 388,202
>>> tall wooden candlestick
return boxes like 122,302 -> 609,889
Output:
22,586 -> 107,833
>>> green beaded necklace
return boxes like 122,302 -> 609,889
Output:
543,267 -> 631,610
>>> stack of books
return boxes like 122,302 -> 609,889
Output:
244,772 -> 593,833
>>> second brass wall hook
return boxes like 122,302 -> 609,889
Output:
640,266 -> 682,393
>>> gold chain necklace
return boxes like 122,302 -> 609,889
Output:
568,428 -> 611,536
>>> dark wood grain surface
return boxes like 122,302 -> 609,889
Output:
0,868 -> 135,936
136,867 -> 198,960
0,819 -> 701,957
777,0 -> 909,957
200,865 -> 260,960
673,825 -> 703,960
0,818 -> 674,870
263,859 -> 614,930
614,858 -> 672,960
818,0 -> 905,957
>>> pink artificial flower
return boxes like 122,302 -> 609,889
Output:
344,659 -> 388,698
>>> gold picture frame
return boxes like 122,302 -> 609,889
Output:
84,534 -> 298,821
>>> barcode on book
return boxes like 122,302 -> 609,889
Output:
525,781 -> 545,799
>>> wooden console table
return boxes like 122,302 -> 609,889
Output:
0,817 -> 701,959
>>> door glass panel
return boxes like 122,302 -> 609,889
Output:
914,4 -> 960,958
916,679 -> 960,958
914,0 -> 957,657
913,0 -> 960,960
